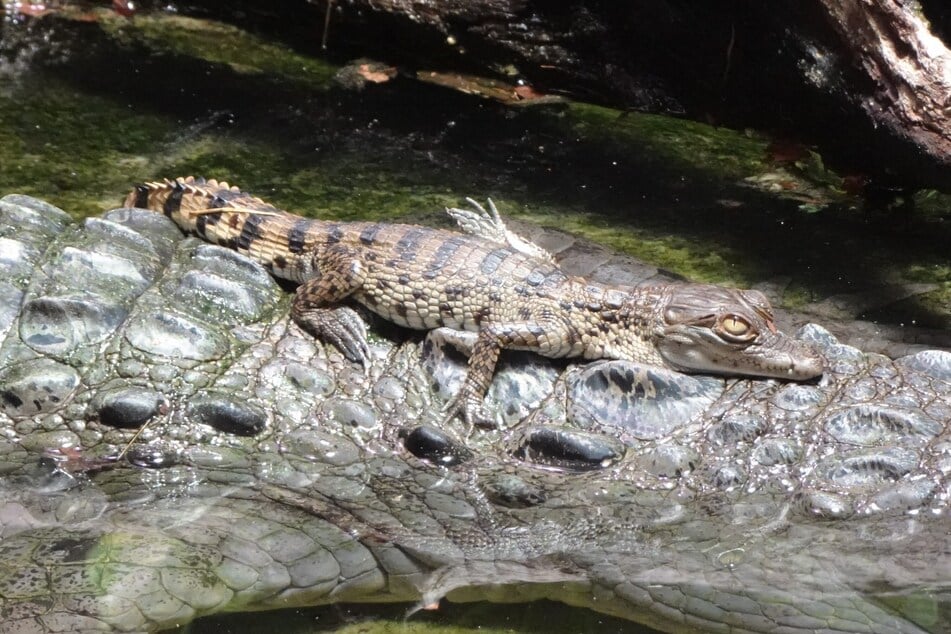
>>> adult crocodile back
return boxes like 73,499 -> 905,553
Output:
0,194 -> 948,633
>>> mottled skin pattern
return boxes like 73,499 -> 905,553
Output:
127,177 -> 823,426
0,193 -> 948,634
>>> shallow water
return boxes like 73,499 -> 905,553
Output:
1,6 -> 948,634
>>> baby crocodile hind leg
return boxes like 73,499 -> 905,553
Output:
292,246 -> 372,366
442,318 -> 571,429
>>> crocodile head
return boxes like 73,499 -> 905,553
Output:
654,284 -> 823,380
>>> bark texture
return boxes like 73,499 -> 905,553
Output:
818,0 -> 951,178
316,0 -> 951,189
142,0 -> 951,189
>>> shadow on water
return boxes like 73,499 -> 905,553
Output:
178,600 -> 652,634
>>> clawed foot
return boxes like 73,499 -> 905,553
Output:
446,198 -> 507,243
440,389 -> 497,430
294,306 -> 371,369
446,198 -> 553,263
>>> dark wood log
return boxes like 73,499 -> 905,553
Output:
305,0 -> 951,191
104,0 -> 951,191
817,0 -> 951,183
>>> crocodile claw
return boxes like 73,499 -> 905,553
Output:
441,388 -> 497,430
295,306 -> 371,368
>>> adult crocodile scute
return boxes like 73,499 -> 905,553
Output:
0,194 -> 948,634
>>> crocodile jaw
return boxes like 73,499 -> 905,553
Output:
657,328 -> 824,380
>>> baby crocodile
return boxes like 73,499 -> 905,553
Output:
126,177 -> 823,426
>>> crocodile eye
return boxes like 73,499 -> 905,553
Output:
719,314 -> 755,341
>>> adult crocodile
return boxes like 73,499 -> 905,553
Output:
0,193 -> 948,633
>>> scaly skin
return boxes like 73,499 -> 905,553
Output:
125,177 -> 822,427
0,194 -> 947,634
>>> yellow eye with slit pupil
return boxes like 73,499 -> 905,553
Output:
722,315 -> 751,336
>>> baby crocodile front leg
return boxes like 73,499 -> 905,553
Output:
291,246 -> 371,366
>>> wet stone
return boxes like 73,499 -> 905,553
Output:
322,397 -> 377,429
752,438 -> 800,466
19,296 -> 127,357
824,406 -> 942,446
187,396 -> 267,436
0,358 -> 80,419
125,442 -> 182,469
93,388 -> 166,429
514,426 -> 624,470
125,311 -> 228,361
569,361 -> 722,440
484,474 -> 546,508
589,257 -> 660,287
400,425 -> 470,466
641,444 -> 698,478
707,414 -> 767,446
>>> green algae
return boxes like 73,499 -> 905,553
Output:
97,11 -> 338,90
0,77 -> 172,218
518,208 -> 752,286
563,102 -> 768,180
